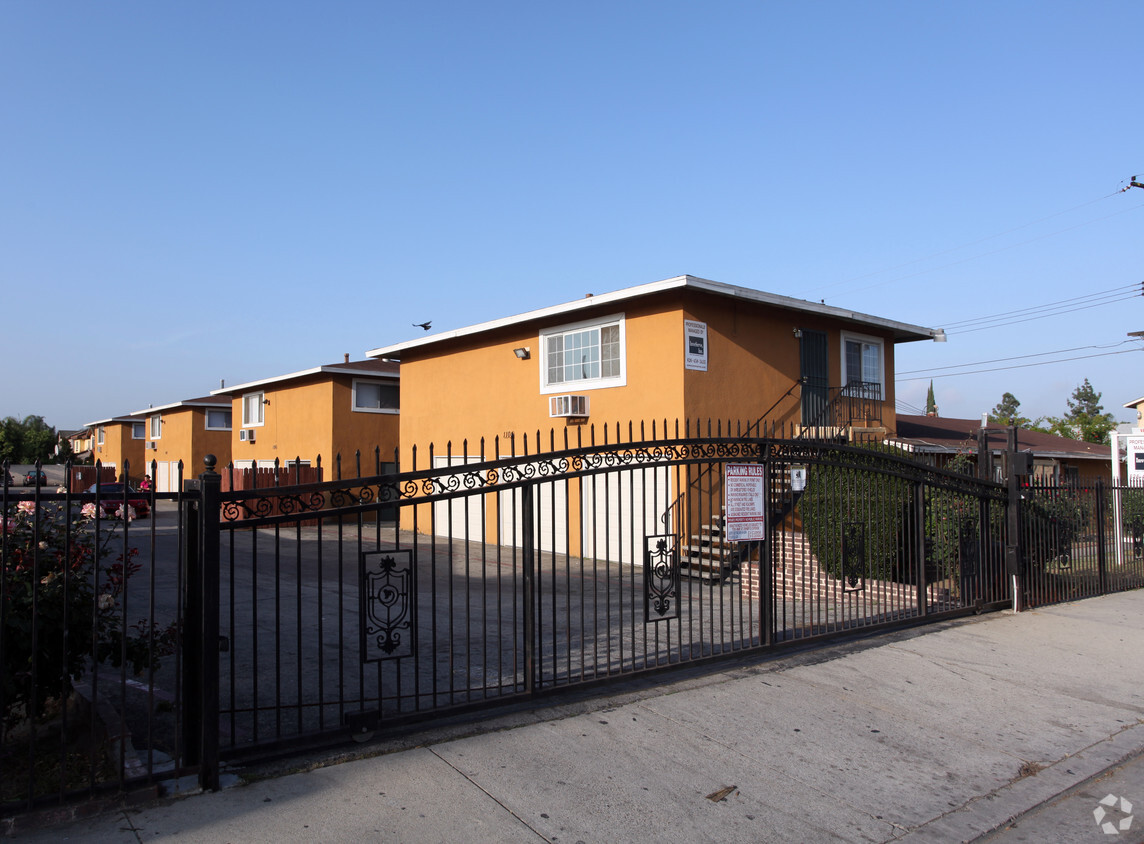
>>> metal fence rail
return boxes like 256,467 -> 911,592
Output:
1022,479 -> 1144,608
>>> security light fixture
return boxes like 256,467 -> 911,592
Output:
513,347 -> 531,360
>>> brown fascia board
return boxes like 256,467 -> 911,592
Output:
83,415 -> 138,428
211,360 -> 399,396
366,275 -> 940,361
128,396 -> 233,417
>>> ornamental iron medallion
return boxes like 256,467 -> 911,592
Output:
645,534 -> 680,623
360,549 -> 415,662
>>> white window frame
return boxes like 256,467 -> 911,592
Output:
840,332 -> 885,396
539,313 -> 626,395
351,378 -> 400,414
205,408 -> 232,431
149,415 -> 162,440
131,422 -> 145,440
242,392 -> 265,427
97,427 -> 105,445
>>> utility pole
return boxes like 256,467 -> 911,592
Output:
1122,175 -> 1144,191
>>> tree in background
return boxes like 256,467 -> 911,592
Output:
925,380 -> 937,415
0,417 -> 25,464
987,392 -> 1037,428
1045,379 -> 1116,444
0,415 -> 57,464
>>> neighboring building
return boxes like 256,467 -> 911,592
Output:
367,274 -> 941,552
891,414 -> 1113,486
62,429 -> 93,462
83,415 -> 147,481
212,357 -> 400,473
129,396 -> 234,492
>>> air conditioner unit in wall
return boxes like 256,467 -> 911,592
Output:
146,441 -> 157,450
549,394 -> 589,418
240,429 -> 256,442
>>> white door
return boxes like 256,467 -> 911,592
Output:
432,456 -> 487,544
581,464 -> 673,566
497,470 -> 568,554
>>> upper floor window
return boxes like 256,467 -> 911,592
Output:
540,314 -> 626,393
97,427 -> 105,445
842,334 -> 884,398
353,380 -> 399,413
242,392 -> 265,427
149,415 -> 162,440
132,422 -> 145,439
205,409 -> 232,430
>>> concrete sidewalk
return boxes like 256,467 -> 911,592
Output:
8,591 -> 1144,843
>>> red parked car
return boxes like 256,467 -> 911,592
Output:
83,483 -> 151,518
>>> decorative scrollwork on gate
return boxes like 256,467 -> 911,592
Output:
360,550 -> 415,661
644,534 -> 680,622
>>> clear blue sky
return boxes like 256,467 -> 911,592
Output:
4,1 -> 1142,432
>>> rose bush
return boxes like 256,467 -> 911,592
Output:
1,498 -> 176,734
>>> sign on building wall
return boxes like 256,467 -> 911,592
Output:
1128,436 -> 1144,486
684,320 -> 708,371
725,463 -> 765,541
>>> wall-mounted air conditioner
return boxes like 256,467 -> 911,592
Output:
146,441 -> 157,450
549,394 -> 589,418
240,429 -> 256,442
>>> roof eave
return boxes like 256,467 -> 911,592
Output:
366,274 -> 938,360
212,364 -> 399,396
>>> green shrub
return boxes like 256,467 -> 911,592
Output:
799,446 -> 912,582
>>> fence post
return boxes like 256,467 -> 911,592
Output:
521,484 -> 536,695
181,456 -> 221,791
761,449 -> 773,648
1005,427 -> 1026,612
1095,477 -> 1108,595
913,481 -> 928,617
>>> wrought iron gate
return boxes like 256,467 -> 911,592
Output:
6,431 -> 1144,815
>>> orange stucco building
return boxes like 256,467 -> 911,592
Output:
369,275 -> 939,456
367,275 -> 939,552
212,358 -> 400,475
129,396 -> 234,492
84,415 -> 146,482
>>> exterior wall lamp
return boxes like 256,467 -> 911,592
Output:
513,347 -> 531,360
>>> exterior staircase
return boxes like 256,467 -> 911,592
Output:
679,510 -> 745,581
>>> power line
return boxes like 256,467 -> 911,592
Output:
941,282 -> 1141,330
897,340 -> 1139,376
944,288 -> 1142,335
896,347 -> 1142,382
896,399 -> 928,415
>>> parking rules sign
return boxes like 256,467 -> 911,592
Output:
725,463 -> 765,542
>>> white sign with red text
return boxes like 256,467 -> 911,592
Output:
725,463 -> 765,542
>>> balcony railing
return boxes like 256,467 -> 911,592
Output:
803,381 -> 884,433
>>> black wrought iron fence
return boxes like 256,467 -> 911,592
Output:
1021,478 -> 1144,608
4,431 -> 1142,818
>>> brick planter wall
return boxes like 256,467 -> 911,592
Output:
740,530 -> 925,607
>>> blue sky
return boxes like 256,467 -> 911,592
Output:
4,1 -> 1142,432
